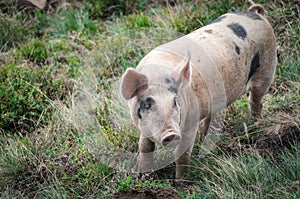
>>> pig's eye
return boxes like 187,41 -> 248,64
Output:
144,102 -> 151,110
173,97 -> 178,108
143,97 -> 154,110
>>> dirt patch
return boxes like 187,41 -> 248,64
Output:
108,188 -> 182,199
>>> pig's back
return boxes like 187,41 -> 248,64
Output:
136,11 -> 275,111
185,11 -> 276,104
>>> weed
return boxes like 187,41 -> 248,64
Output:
0,57 -> 76,133
0,15 -> 26,52
83,0 -> 148,19
277,56 -> 300,82
0,0 -> 17,15
0,63 -> 49,133
48,9 -> 99,37
169,0 -> 244,34
19,39 -> 48,64
115,174 -> 168,192
127,12 -> 156,28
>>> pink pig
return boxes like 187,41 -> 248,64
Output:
120,4 -> 276,180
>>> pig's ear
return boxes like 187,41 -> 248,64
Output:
173,51 -> 191,87
121,68 -> 148,100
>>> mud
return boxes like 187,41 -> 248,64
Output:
108,188 -> 182,199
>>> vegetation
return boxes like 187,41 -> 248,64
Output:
0,0 -> 299,198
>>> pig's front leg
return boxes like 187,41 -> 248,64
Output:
174,126 -> 198,180
137,137 -> 155,173
175,149 -> 192,180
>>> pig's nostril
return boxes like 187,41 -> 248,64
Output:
162,134 -> 176,146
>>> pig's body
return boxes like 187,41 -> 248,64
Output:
121,5 -> 276,180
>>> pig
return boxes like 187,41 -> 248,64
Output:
120,4 -> 276,180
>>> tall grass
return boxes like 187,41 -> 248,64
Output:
277,56 -> 300,82
0,16 -> 26,52
187,150 -> 300,198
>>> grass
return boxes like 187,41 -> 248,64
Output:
0,0 -> 299,198
188,149 -> 300,198
0,15 -> 26,52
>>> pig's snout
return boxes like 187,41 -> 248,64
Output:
162,132 -> 181,147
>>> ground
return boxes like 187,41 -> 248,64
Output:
109,188 -> 182,199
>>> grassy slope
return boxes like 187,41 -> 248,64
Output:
0,0 -> 299,198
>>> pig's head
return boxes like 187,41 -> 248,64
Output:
120,53 -> 191,147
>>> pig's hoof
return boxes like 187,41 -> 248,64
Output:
174,178 -> 193,188
250,112 -> 262,119
138,172 -> 154,182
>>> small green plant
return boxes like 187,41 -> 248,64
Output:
95,102 -> 139,151
0,64 -> 47,133
170,6 -> 203,34
116,175 -> 168,192
0,0 -> 17,15
117,175 -> 133,191
127,12 -> 156,28
83,0 -> 105,19
83,0 -> 148,19
169,0 -> 242,34
32,10 -> 52,37
0,62 -> 73,134
19,39 -> 48,64
277,56 -> 300,82
0,16 -> 26,52
49,9 -> 98,37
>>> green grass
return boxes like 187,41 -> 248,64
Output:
0,0 -> 299,198
277,56 -> 300,82
0,15 -> 26,52
187,149 -> 300,198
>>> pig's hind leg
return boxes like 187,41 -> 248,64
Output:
246,51 -> 276,117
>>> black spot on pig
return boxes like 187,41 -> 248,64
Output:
235,44 -> 240,55
207,16 -> 226,25
227,23 -> 247,40
137,99 -> 143,119
247,53 -> 260,82
137,97 -> 155,119
231,11 -> 262,20
165,77 -> 179,94
137,106 -> 142,119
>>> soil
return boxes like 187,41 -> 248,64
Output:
108,188 -> 182,199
